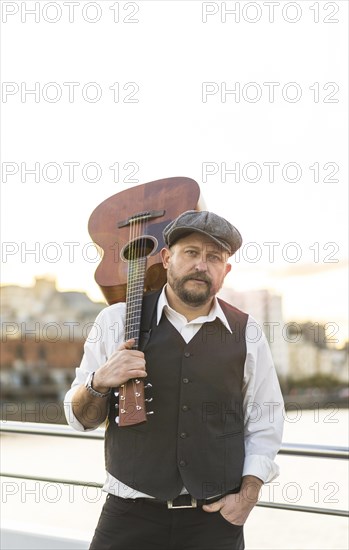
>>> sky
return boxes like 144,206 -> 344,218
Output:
1,0 -> 348,344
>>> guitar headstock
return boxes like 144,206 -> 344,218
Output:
115,380 -> 154,426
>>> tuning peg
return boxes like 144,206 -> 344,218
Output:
135,379 -> 141,384
145,397 -> 153,402
144,383 -> 153,389
115,416 -> 119,423
115,403 -> 119,409
147,411 -> 154,415
114,391 -> 119,397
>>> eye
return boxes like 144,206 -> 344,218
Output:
185,249 -> 198,256
207,253 -> 222,262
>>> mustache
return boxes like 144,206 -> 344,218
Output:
182,272 -> 211,284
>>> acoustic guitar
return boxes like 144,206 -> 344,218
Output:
88,177 -> 202,426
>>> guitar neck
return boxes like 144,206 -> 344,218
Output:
124,256 -> 147,348
118,256 -> 148,427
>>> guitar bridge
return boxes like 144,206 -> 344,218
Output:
117,210 -> 166,228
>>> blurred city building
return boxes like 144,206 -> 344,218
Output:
287,322 -> 348,384
1,276 -> 103,338
219,287 -> 289,380
219,287 -> 348,387
1,277 -> 105,422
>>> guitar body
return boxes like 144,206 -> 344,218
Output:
88,176 -> 202,426
88,177 -> 202,305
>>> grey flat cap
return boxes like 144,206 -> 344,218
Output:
163,210 -> 242,256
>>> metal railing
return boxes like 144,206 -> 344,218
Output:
1,420 -> 348,518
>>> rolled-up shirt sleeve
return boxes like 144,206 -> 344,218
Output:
64,303 -> 126,431
242,316 -> 284,483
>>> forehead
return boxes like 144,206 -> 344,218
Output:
173,232 -> 224,253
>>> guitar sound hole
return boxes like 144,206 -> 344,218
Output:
121,236 -> 158,261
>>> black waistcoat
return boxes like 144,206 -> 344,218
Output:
105,290 -> 248,500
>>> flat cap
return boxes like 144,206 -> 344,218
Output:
163,210 -> 242,256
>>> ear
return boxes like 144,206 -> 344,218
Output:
224,263 -> 232,277
160,247 -> 171,269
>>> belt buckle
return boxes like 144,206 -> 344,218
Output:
167,497 -> 197,509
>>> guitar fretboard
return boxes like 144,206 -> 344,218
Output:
124,257 -> 147,348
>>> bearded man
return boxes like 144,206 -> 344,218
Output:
64,210 -> 284,550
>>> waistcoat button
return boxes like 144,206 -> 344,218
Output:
181,405 -> 189,412
179,460 -> 187,467
184,352 -> 190,358
182,378 -> 189,384
180,432 -> 188,439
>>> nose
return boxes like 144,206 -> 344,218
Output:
195,259 -> 208,272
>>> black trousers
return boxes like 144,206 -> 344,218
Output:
89,494 -> 244,550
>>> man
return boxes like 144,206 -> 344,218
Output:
64,210 -> 284,550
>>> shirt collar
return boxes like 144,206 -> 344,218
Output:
156,284 -> 232,333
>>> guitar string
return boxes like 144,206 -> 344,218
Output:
120,215 -> 136,417
131,214 -> 146,414
132,215 -> 141,412
121,212 -> 148,419
135,213 -> 147,412
124,215 -> 138,414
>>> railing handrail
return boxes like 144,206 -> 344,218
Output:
0,420 -> 105,439
1,420 -> 348,459
278,442 -> 348,459
0,471 -> 347,518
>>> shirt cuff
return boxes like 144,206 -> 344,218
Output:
242,454 -> 280,483
63,386 -> 97,432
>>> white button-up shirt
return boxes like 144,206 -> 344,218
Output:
64,286 -> 284,498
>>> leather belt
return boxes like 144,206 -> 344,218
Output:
112,492 -> 228,509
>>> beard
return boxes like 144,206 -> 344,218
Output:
167,267 -> 213,306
